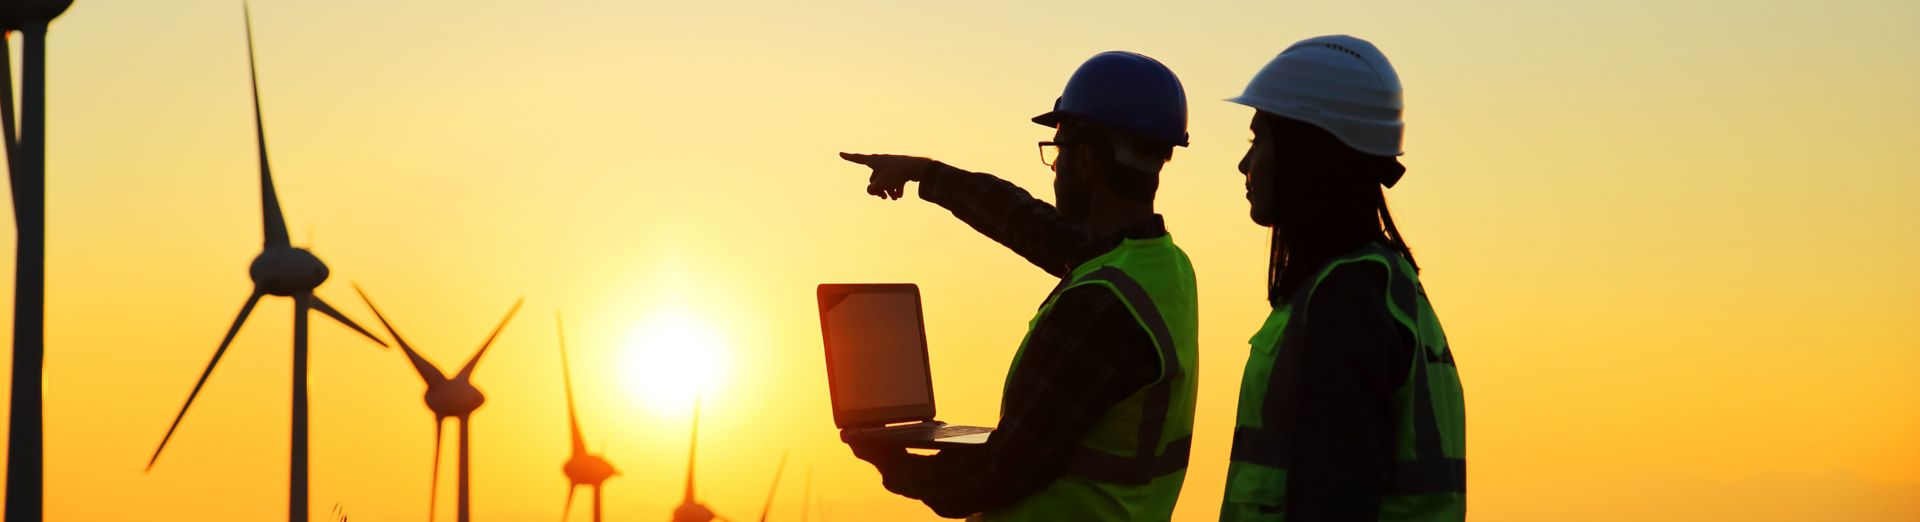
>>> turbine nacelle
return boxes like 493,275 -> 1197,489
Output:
424,381 -> 485,418
673,502 -> 717,522
564,452 -> 618,485
0,0 -> 73,28
249,246 -> 328,297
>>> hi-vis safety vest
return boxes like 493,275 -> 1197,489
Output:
1221,243 -> 1466,521
974,234 -> 1200,522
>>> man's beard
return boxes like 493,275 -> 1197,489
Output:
1055,172 -> 1091,220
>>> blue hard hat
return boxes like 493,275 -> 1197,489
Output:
1032,51 -> 1189,147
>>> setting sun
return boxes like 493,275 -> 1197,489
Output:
620,307 -> 731,417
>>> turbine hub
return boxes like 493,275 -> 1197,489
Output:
249,247 -> 328,296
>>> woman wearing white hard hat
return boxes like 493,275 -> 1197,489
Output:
1219,35 -> 1466,521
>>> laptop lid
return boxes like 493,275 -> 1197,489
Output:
817,283 -> 937,429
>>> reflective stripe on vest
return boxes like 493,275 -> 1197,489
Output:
1063,266 -> 1187,485
1230,427 -> 1461,495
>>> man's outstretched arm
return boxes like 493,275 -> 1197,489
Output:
841,152 -> 1087,277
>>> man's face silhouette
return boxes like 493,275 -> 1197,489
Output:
1051,123 -> 1094,221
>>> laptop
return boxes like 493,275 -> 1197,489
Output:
818,283 -> 992,449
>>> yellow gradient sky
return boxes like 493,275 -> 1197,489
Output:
0,0 -> 1914,520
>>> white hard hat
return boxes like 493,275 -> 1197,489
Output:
1227,35 -> 1404,157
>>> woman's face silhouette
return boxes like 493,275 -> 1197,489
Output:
1240,115 -> 1281,227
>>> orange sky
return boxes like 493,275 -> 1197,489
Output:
0,0 -> 1916,520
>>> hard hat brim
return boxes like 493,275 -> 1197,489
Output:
1031,110 -> 1063,129
1031,110 -> 1193,147
1223,96 -> 1404,157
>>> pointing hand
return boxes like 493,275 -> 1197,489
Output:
839,152 -> 932,201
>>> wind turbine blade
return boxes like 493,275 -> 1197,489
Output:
455,297 -> 523,380
148,289 -> 267,470
557,312 -> 585,452
684,394 -> 701,503
758,452 -> 789,522
430,419 -> 443,522
354,284 -> 444,384
800,467 -> 812,522
560,484 -> 575,522
1,35 -> 17,160
242,3 -> 290,248
307,293 -> 387,348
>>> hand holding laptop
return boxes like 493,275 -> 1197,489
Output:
846,440 -> 908,473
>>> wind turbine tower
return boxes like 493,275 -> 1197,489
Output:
0,1 -> 72,519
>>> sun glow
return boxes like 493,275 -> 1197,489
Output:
620,307 -> 730,417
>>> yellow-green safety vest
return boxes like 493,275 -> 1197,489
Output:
1221,243 -> 1466,521
976,234 -> 1201,521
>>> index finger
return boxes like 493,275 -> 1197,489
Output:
839,152 -> 873,166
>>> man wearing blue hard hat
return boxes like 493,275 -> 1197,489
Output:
839,51 -> 1201,520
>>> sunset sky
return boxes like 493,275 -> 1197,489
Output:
1,0 -> 1915,520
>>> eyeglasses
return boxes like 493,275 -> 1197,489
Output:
1037,140 -> 1079,168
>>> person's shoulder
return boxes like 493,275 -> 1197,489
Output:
1305,259 -> 1393,319
1045,281 -> 1154,338
1053,280 -> 1131,310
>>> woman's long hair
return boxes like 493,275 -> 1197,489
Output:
1263,114 -> 1419,306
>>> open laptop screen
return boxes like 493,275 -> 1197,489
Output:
818,284 -> 936,428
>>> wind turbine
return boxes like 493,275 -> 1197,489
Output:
673,396 -> 731,522
557,313 -> 618,522
355,286 -> 523,522
756,452 -> 788,522
791,466 -> 831,522
799,468 -> 811,522
0,1 -> 72,519
146,7 -> 389,522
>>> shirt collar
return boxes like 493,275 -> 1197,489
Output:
1066,214 -> 1169,270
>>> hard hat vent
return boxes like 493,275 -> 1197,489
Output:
1317,43 -> 1363,61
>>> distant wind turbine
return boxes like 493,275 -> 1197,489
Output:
796,466 -> 829,522
757,452 -> 789,522
673,396 -> 733,522
355,286 -> 522,522
557,313 -> 619,522
146,7 -> 390,522
667,397 -> 789,522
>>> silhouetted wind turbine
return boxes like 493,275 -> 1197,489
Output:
800,468 -> 812,522
673,396 -> 734,522
146,8 -> 390,522
557,313 -> 618,522
0,1 -> 72,519
757,452 -> 789,522
355,286 -> 522,522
